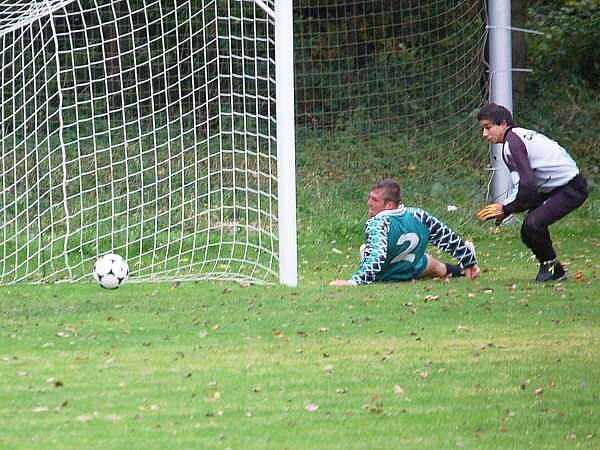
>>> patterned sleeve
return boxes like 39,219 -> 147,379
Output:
410,208 -> 477,268
350,216 -> 389,285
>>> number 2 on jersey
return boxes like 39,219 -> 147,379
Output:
390,233 -> 419,264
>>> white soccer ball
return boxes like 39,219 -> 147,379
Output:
93,253 -> 129,289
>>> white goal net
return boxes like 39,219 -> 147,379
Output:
294,0 -> 488,152
0,0 -> 296,285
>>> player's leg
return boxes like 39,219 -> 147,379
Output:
418,240 -> 477,280
523,176 -> 588,258
521,175 -> 588,281
419,254 -> 451,279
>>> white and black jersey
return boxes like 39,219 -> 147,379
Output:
501,127 -> 580,215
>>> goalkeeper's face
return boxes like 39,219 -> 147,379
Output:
367,189 -> 395,217
479,119 -> 508,144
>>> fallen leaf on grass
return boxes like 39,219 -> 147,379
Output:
366,396 -> 385,415
55,401 -> 68,411
305,403 -> 319,412
393,384 -> 405,395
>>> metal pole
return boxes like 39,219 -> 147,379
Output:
275,0 -> 298,286
489,0 -> 512,203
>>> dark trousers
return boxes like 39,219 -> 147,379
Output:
520,174 -> 589,262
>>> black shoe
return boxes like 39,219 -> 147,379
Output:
535,260 -> 567,282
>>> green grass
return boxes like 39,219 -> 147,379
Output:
1,214 -> 598,449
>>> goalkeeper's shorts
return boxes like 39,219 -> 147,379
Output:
378,254 -> 428,282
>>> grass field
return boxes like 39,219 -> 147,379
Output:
1,212 -> 598,449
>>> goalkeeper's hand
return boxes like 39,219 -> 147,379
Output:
477,203 -> 504,222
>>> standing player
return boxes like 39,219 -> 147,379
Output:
476,103 -> 589,281
330,179 -> 479,286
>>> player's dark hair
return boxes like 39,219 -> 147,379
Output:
477,103 -> 515,127
373,179 -> 401,205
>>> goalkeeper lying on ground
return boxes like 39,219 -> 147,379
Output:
330,179 -> 480,286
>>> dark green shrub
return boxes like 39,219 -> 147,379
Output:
528,0 -> 600,87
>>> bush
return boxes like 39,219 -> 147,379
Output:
528,0 -> 600,87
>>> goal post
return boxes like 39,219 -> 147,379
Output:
0,0 -> 297,285
487,0 -> 513,204
274,0 -> 298,287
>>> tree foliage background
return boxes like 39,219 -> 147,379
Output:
520,0 -> 599,164
527,0 -> 599,88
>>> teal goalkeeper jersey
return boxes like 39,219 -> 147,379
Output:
350,205 -> 477,285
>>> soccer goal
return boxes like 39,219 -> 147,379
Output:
0,0 -> 297,285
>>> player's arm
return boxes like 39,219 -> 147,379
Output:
411,208 -> 477,269
350,216 -> 389,285
331,216 -> 389,286
478,134 -> 542,222
499,133 -> 541,216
